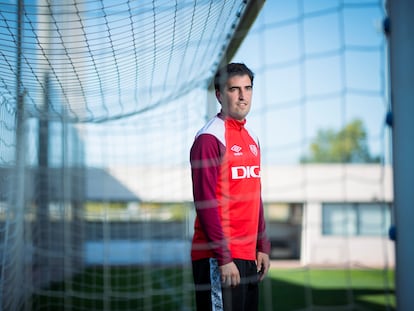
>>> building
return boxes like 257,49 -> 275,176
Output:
107,163 -> 394,267
1,164 -> 393,268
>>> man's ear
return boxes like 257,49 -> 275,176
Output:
215,89 -> 222,104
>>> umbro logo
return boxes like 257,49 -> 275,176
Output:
231,145 -> 243,156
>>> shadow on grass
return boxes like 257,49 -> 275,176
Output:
31,266 -> 195,311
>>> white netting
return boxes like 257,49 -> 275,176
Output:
1,0 -> 247,122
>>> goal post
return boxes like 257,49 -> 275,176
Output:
386,0 -> 414,309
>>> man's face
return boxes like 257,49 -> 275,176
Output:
216,74 -> 253,121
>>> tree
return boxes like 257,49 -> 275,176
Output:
300,119 -> 380,163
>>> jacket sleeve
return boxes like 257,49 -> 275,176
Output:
190,134 -> 232,265
257,198 -> 271,254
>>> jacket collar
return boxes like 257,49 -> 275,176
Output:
217,112 -> 246,130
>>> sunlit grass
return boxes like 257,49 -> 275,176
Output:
261,268 -> 395,311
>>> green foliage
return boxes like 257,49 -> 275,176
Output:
84,202 -> 189,221
86,202 -> 127,211
301,119 -> 380,163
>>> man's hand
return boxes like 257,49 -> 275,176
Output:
256,252 -> 270,282
219,261 -> 240,287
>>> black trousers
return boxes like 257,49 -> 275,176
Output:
192,258 -> 259,311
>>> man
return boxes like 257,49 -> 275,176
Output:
190,63 -> 271,311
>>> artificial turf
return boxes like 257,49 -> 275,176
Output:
31,266 -> 395,310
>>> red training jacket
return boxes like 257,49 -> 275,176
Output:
190,114 -> 271,266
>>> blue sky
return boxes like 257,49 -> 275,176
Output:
38,0 -> 387,168
230,0 -> 388,164
0,1 -> 389,167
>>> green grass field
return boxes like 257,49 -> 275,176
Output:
32,266 -> 395,310
260,268 -> 395,311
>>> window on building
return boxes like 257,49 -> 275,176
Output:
265,203 -> 302,224
322,203 -> 391,236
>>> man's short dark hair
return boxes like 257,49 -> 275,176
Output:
214,63 -> 254,91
